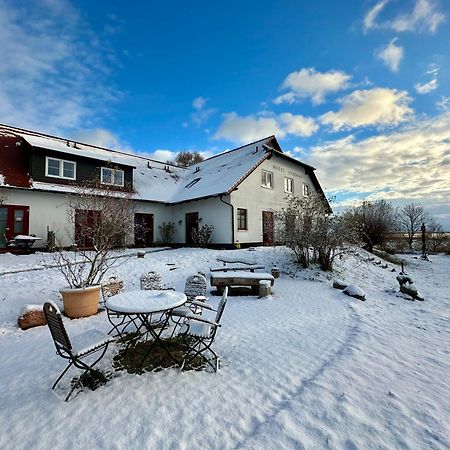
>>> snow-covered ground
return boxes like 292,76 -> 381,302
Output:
0,247 -> 449,449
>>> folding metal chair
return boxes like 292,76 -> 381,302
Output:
43,301 -> 114,401
179,287 -> 228,372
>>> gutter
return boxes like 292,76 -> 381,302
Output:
219,194 -> 234,246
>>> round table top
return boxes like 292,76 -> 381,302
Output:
105,290 -> 187,314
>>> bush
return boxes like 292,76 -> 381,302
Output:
276,194 -> 357,271
191,224 -> 214,247
159,222 -> 175,244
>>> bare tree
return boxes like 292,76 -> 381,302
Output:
52,182 -> 134,288
173,151 -> 204,167
398,202 -> 431,249
346,200 -> 397,253
425,219 -> 446,252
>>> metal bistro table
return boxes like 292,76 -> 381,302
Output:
105,290 -> 187,369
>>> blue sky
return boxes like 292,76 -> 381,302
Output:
1,0 -> 449,228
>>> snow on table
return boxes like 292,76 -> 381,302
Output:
105,290 -> 187,313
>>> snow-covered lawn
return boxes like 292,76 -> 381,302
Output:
0,247 -> 449,449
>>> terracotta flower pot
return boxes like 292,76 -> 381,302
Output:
60,285 -> 101,319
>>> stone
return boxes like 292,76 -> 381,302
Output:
137,251 -> 145,258
381,264 -> 388,269
333,279 -> 348,290
259,280 -> 271,298
18,305 -> 47,330
343,285 -> 366,301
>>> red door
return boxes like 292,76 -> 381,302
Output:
74,209 -> 101,248
0,205 -> 30,247
262,211 -> 274,246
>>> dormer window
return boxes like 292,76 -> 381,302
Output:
101,167 -> 124,187
45,157 -> 76,180
185,178 -> 201,188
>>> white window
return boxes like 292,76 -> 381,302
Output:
262,170 -> 273,189
302,183 -> 310,197
101,167 -> 124,187
45,157 -> 76,180
284,177 -> 294,193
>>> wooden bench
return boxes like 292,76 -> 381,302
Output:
210,264 -> 265,273
210,271 -> 275,295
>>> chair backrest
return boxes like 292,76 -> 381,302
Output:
140,271 -> 163,290
43,302 -> 72,352
101,276 -> 124,301
215,287 -> 228,324
184,273 -> 207,301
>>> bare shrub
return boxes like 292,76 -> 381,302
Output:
51,182 -> 134,288
276,194 -> 357,271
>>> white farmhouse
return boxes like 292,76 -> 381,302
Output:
0,124 -> 329,249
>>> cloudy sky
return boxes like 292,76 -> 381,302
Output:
1,0 -> 449,228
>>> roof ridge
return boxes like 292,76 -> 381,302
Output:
196,135 -> 275,165
0,123 -> 182,169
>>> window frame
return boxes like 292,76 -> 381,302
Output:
284,177 -> 294,194
100,167 -> 125,187
45,156 -> 76,180
302,183 -> 310,197
261,170 -> 273,189
237,208 -> 248,231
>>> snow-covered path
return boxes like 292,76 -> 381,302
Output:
0,248 -> 449,449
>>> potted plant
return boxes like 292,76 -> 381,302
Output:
52,182 -> 134,318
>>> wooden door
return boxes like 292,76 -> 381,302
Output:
0,205 -> 30,247
262,211 -> 274,246
74,209 -> 101,248
134,213 -> 154,247
185,212 -> 199,245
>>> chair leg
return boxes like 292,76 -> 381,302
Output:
52,361 -> 74,390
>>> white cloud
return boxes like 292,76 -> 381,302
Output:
320,88 -> 414,131
274,68 -> 352,105
70,128 -> 131,151
364,0 -> 389,32
214,112 -> 318,143
436,96 -> 450,111
190,96 -> 215,126
415,65 -> 439,94
279,113 -> 319,137
363,0 -> 446,34
375,38 -> 404,72
309,112 -> 450,227
193,96 -> 207,110
0,0 -> 117,134
415,78 -> 438,94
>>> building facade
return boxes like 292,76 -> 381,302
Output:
0,124 -> 329,249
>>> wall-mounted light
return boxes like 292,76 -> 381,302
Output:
178,219 -> 182,225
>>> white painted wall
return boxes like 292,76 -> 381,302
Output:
230,155 -> 319,244
1,188 -> 173,248
1,189 -> 72,247
170,196 -> 233,245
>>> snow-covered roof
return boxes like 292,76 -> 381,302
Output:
0,124 -> 322,205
